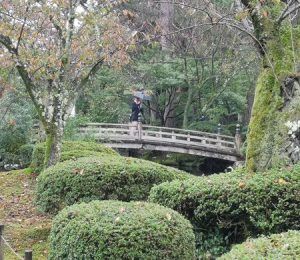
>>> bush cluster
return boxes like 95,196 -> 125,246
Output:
149,165 -> 300,257
0,124 -> 30,168
31,141 -> 118,173
219,230 -> 300,259
49,200 -> 196,260
18,144 -> 35,167
36,155 -> 190,214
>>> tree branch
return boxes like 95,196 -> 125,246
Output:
16,64 -> 47,126
16,5 -> 29,52
78,57 -> 105,89
0,34 -> 17,54
49,15 -> 66,47
0,33 -> 47,126
277,2 -> 300,24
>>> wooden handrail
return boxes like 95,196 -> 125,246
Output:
80,123 -> 235,140
78,123 -> 242,161
79,123 -> 237,150
142,130 -> 235,146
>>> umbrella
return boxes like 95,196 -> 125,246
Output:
133,91 -> 152,101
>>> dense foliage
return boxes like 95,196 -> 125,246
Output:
0,86 -> 35,168
18,144 -> 35,168
76,67 -> 131,123
31,141 -> 118,173
49,200 -> 196,260
149,165 -> 300,257
0,125 -> 29,167
36,155 -> 190,214
219,230 -> 300,259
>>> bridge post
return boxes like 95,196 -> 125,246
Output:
0,224 -> 4,260
172,131 -> 176,140
217,123 -> 221,135
217,123 -> 221,146
235,124 -> 242,153
138,113 -> 142,140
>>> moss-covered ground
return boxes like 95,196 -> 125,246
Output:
0,169 -> 51,259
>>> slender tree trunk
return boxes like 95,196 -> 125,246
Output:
164,89 -> 177,127
149,100 -> 158,124
243,84 -> 255,126
183,86 -> 193,128
183,57 -> 193,128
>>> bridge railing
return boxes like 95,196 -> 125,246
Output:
79,123 -> 241,151
79,123 -> 139,140
142,125 -> 235,141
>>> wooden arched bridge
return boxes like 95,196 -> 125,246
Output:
79,123 -> 243,162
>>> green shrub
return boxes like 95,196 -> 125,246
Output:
60,150 -> 109,161
149,165 -> 300,258
49,200 -> 196,260
31,141 -> 118,173
18,144 -> 34,168
36,156 -> 190,214
219,230 -> 300,259
63,116 -> 90,141
0,124 -> 29,167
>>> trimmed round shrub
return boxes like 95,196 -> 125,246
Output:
49,200 -> 196,260
31,141 -> 118,173
219,230 -> 300,259
149,165 -> 300,258
36,156 -> 190,214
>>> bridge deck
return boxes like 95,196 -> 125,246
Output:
79,123 -> 242,162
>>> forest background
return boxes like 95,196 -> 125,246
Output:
0,0 -> 299,171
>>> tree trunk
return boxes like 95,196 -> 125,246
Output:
243,84 -> 255,126
183,86 -> 193,128
159,1 -> 174,50
149,100 -> 158,124
246,22 -> 300,171
42,86 -> 67,168
164,89 -> 177,127
44,123 -> 64,167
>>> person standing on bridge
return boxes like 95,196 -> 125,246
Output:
131,97 -> 142,122
130,97 -> 142,136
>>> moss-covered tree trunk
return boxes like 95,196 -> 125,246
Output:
44,127 -> 62,167
242,0 -> 300,171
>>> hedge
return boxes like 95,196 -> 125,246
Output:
49,200 -> 196,260
219,230 -> 300,259
149,165 -> 300,257
36,155 -> 190,214
31,141 -> 118,173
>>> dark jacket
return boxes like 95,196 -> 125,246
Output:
131,102 -> 141,122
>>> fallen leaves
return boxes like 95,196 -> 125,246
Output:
0,170 -> 51,259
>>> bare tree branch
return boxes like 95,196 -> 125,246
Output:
277,2 -> 300,24
276,0 -> 300,24
0,34 -> 17,54
16,5 -> 29,52
78,57 -> 105,89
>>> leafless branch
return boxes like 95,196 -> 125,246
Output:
16,5 -> 29,52
78,57 -> 105,89
277,0 -> 300,24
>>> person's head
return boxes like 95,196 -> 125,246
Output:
134,97 -> 141,104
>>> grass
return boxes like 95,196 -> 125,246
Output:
0,169 -> 51,259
